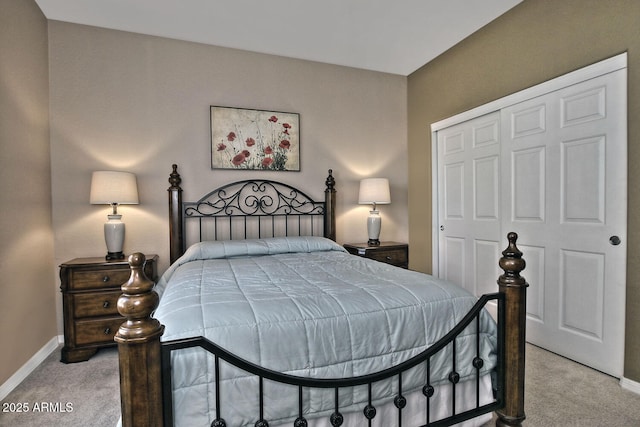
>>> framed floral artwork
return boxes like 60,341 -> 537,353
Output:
211,106 -> 300,171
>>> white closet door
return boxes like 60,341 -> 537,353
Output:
434,57 -> 628,377
501,69 -> 627,376
437,112 -> 502,297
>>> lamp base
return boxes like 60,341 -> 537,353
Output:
104,214 -> 125,261
106,251 -> 125,260
366,209 -> 382,247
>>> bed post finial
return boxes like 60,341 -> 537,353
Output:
496,232 -> 527,427
168,164 -> 184,264
169,163 -> 181,188
115,253 -> 164,427
324,169 -> 336,241
325,169 -> 335,190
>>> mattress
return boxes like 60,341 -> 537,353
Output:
154,236 -> 497,426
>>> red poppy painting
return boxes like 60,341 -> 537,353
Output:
211,106 -> 300,171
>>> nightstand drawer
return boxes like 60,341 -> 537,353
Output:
70,269 -> 130,290
73,290 -> 121,317
74,317 -> 124,346
366,248 -> 408,267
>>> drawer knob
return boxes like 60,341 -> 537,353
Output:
103,327 -> 111,335
102,276 -> 110,282
103,301 -> 110,308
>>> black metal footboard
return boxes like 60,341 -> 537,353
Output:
160,292 -> 505,427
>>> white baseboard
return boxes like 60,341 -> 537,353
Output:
0,335 -> 63,401
620,376 -> 640,395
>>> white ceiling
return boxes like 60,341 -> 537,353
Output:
35,0 -> 522,76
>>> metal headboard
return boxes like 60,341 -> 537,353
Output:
167,164 -> 336,264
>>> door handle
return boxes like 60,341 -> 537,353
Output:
609,235 -> 621,246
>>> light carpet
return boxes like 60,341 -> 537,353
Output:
1,344 -> 639,426
0,346 -> 119,427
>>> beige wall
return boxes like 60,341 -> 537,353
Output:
0,0 -> 56,385
408,0 -> 640,381
48,22 -> 409,331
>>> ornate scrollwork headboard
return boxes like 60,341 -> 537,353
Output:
167,165 -> 336,264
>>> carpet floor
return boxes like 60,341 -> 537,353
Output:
0,346 -> 119,427
1,343 -> 639,426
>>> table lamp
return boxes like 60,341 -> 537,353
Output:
358,178 -> 391,246
90,171 -> 139,260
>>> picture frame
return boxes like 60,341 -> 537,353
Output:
211,106 -> 300,171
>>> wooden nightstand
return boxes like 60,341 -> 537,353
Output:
343,242 -> 408,269
59,254 -> 158,363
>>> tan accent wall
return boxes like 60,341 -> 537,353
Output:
0,0 -> 56,385
48,22 -> 408,332
408,0 -> 640,381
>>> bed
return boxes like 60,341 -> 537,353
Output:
115,165 -> 527,427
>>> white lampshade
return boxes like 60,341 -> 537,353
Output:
358,178 -> 391,246
90,171 -> 139,205
90,171 -> 139,260
358,178 -> 391,205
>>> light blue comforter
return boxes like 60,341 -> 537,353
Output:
154,236 -> 497,426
